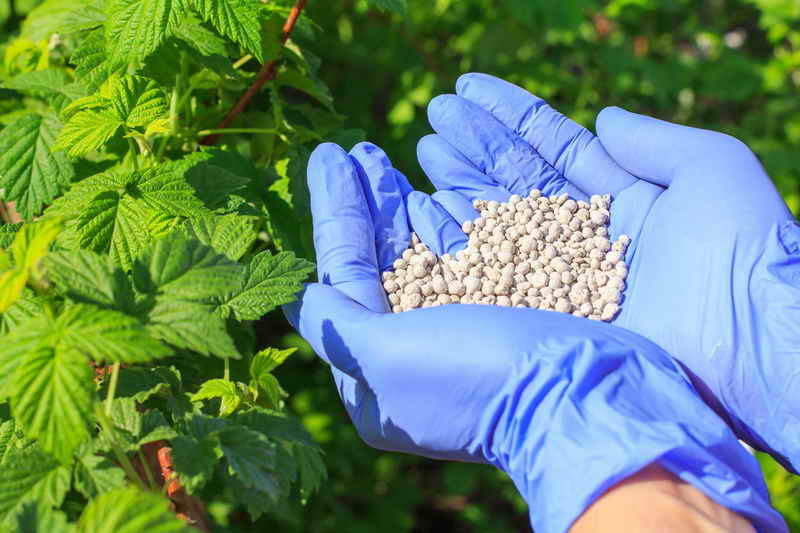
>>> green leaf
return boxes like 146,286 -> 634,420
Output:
99,398 -> 177,452
110,196 -> 152,271
0,114 -> 75,220
0,225 -> 20,249
3,70 -> 86,108
55,304 -> 172,364
73,454 -> 126,500
77,191 -> 120,252
218,425 -> 277,493
133,231 -> 244,302
45,250 -> 135,311
107,76 -> 169,129
172,16 -> 238,78
77,487 -> 193,533
146,299 -> 239,358
293,443 -> 326,499
105,0 -> 181,64
11,346 -> 93,461
71,30 -> 127,93
136,160 -> 207,216
99,366 -> 173,403
51,108 -> 122,157
183,214 -> 257,261
192,379 -> 242,416
0,446 -> 71,522
234,407 -> 317,448
170,435 -> 219,493
21,0 -> 105,41
11,501 -> 73,533
0,289 -> 43,335
218,251 -> 314,321
250,347 -> 296,377
367,0 -> 408,15
192,0 -> 265,62
0,318 -> 46,399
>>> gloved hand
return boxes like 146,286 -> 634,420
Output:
285,141 -> 787,532
417,73 -> 800,473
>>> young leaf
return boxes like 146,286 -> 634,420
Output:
0,270 -> 28,315
218,251 -> 314,321
105,0 -> 181,64
183,214 -> 257,261
0,289 -> 43,335
0,446 -> 71,522
11,346 -> 94,462
107,76 -> 169,129
77,487 -> 193,533
0,225 -> 20,249
191,0 -> 265,62
0,114 -> 75,220
250,347 -> 296,377
192,379 -> 242,416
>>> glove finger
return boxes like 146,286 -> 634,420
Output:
431,190 -> 478,225
455,73 -> 637,196
349,142 -> 412,272
427,94 -> 571,198
418,134 -> 512,203
406,191 -> 468,256
307,142 -> 387,312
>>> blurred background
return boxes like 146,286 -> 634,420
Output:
270,1 -> 800,531
3,0 -> 799,531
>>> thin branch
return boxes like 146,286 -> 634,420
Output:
200,0 -> 309,146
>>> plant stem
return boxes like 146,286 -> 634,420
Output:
105,362 -> 121,416
233,54 -> 253,69
127,138 -> 140,171
96,407 -> 149,491
156,53 -> 187,160
198,128 -> 280,136
223,358 -> 230,381
138,449 -> 159,491
200,0 -> 309,146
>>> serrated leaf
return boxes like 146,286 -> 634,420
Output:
107,76 -> 169,129
0,114 -> 75,220
0,289 -> 43,335
0,225 -> 20,249
99,366 -> 172,403
192,379 -> 242,416
77,487 -> 193,533
293,443 -> 325,499
77,191 -> 119,252
12,218 -> 64,275
45,250 -> 135,311
100,398 -> 177,452
73,454 -> 126,500
0,317 -> 46,399
218,251 -> 314,320
146,299 -> 239,358
172,15 -> 240,78
250,347 -> 295,377
105,0 -> 178,64
0,271 -> 27,314
218,425 -> 276,492
3,69 -> 86,104
71,30 -> 125,93
110,196 -> 152,271
52,108 -> 122,157
192,0 -> 265,62
234,407 -> 317,448
136,160 -> 207,216
169,435 -> 218,493
11,346 -> 93,462
0,446 -> 70,523
55,304 -> 172,364
133,231 -> 243,302
183,214 -> 257,261
368,0 -> 407,15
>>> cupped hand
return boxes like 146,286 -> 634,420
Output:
417,73 -> 800,471
284,141 -> 786,533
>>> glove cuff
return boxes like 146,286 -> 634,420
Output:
478,334 -> 787,533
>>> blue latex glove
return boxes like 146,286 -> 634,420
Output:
285,141 -> 787,533
417,73 -> 800,474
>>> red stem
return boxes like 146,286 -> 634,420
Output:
200,0 -> 309,146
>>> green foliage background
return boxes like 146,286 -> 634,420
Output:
268,1 -> 800,532
0,0 -> 797,531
